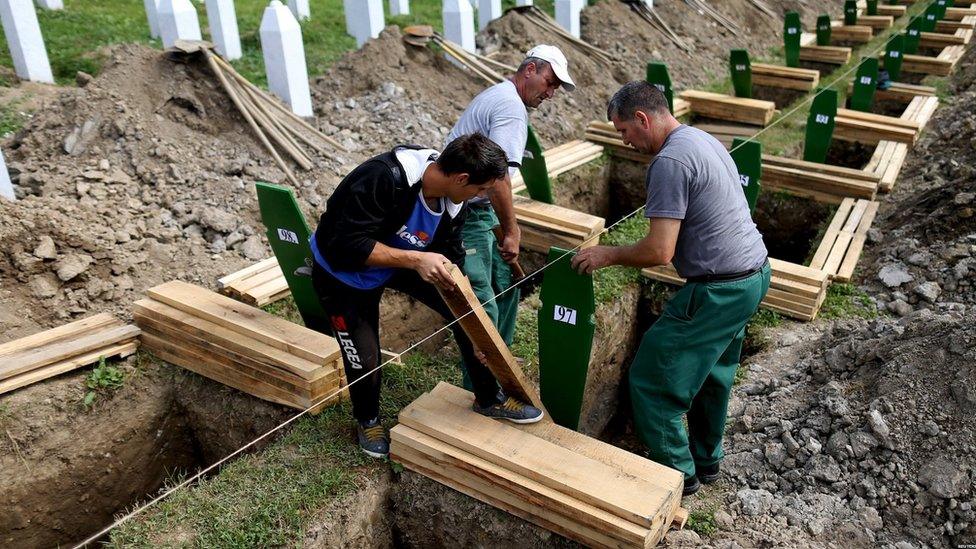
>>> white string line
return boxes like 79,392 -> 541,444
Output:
73,7 -> 929,546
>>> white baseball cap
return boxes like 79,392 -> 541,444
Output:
525,44 -> 576,92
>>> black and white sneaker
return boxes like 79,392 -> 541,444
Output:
356,417 -> 389,459
473,394 -> 544,424
698,462 -> 721,484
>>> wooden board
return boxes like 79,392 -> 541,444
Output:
761,156 -> 879,201
0,341 -> 138,396
898,53 -> 954,76
849,81 -> 935,103
0,324 -> 141,381
678,90 -> 776,126
834,109 -> 919,145
0,313 -> 119,357
829,24 -> 874,43
437,266 -> 545,413
919,31 -> 967,47
800,45 -> 852,64
856,15 -> 894,29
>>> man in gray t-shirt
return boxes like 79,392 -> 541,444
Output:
572,81 -> 771,497
447,45 -> 575,389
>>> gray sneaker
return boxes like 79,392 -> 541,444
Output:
356,417 -> 389,459
473,394 -> 544,424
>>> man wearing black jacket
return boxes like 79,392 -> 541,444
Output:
311,134 -> 544,458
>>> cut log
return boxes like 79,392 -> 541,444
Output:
800,45 -> 852,64
679,90 -> 776,126
752,63 -> 820,91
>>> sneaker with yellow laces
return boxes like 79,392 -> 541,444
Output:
356,417 -> 389,459
472,392 -> 544,424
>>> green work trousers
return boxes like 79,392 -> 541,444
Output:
630,262 -> 771,480
459,207 -> 520,389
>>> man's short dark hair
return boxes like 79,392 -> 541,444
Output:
439,133 -> 509,186
606,81 -> 670,121
518,56 -> 551,75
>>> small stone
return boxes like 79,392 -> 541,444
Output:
914,281 -> 942,303
55,254 -> 94,282
98,158 -> 111,170
714,510 -> 734,530
878,263 -> 914,288
664,529 -> 701,546
75,71 -> 94,87
867,410 -> 894,449
921,420 -> 940,437
806,454 -> 842,483
114,230 -> 131,243
737,488 -> 772,516
860,507 -> 883,531
888,299 -> 913,317
850,431 -> 879,458
918,458 -> 969,499
241,235 -> 267,261
29,273 -> 59,298
33,236 -> 57,260
199,207 -> 238,233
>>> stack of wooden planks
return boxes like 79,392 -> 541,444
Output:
752,63 -> 820,91
135,280 -> 345,411
641,258 -> 830,321
391,382 -> 687,548
919,30 -> 969,48
761,155 -> 880,203
855,15 -> 895,30
510,140 -> 604,194
849,81 -> 935,103
512,195 -> 605,254
866,141 -> 909,193
217,256 -> 288,306
935,15 -> 976,34
678,90 -> 776,126
875,4 -> 907,17
830,23 -> 874,43
808,198 -> 880,282
945,6 -> 976,21
691,123 -> 759,148
800,44 -> 853,65
585,120 -> 648,163
833,108 -> 920,146
0,314 -> 140,396
899,52 -> 955,76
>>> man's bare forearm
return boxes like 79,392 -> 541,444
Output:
365,242 -> 422,270
488,174 -> 519,235
608,241 -> 669,268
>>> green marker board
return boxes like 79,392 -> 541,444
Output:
803,88 -> 837,164
922,3 -> 939,32
905,16 -> 923,54
538,247 -> 596,430
784,12 -> 802,68
844,0 -> 858,25
520,125 -> 553,204
730,138 -> 762,213
816,15 -> 832,46
866,0 -> 878,16
730,49 -> 752,98
884,34 -> 905,82
255,182 -> 330,334
850,57 -> 879,112
646,61 -> 675,113
934,0 -> 949,19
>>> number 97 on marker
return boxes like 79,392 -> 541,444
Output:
553,305 -> 578,326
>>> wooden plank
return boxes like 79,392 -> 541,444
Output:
391,426 -> 653,548
752,63 -> 820,81
0,342 -> 138,396
398,390 -> 668,529
0,324 -> 141,381
217,257 -> 278,289
833,115 -> 918,145
437,266 -> 545,412
762,155 -> 880,181
800,45 -> 852,64
946,6 -> 976,20
0,313 -> 119,357
836,201 -> 879,281
678,90 -> 776,126
823,200 -> 869,275
878,142 -> 909,192
829,24 -> 873,43
919,31 -> 967,47
809,198 -> 856,269
899,53 -> 954,76
146,280 -> 339,365
228,263 -> 285,296
875,5 -> 906,17
836,108 -> 921,131
856,15 -> 894,29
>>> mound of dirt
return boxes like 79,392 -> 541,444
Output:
718,310 -> 975,548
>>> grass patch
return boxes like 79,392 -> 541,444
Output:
686,507 -> 718,537
594,215 -> 647,304
260,295 -> 304,325
511,292 -> 541,382
0,96 -> 31,137
83,356 -> 125,407
818,282 -> 880,320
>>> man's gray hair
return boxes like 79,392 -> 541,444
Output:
518,56 -> 551,74
606,81 -> 670,121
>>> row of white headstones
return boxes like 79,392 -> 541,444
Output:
0,0 -> 655,201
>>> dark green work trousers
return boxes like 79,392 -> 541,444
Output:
630,262 -> 771,480
459,207 -> 520,388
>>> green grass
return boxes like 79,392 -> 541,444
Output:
686,507 -> 718,537
593,215 -> 647,304
0,96 -> 31,137
511,292 -> 541,382
83,356 -> 125,408
818,282 -> 880,319
0,1 -> 557,87
261,295 -> 304,325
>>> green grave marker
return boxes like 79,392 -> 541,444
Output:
934,0 -> 949,19
850,57 -> 879,112
844,0 -> 858,25
884,34 -> 905,82
922,3 -> 939,31
538,246 -> 596,430
730,138 -> 762,213
255,182 -> 330,334
803,88 -> 837,164
866,0 -> 879,16
730,49 -> 752,98
646,61 -> 675,112
784,12 -> 802,68
816,15 -> 832,46
520,125 -> 553,204
905,16 -> 923,54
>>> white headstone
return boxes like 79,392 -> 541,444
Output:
555,0 -> 581,38
260,0 -> 313,117
343,0 -> 383,47
477,0 -> 501,30
0,148 -> 14,201
0,0 -> 54,83
389,0 -> 409,16
287,0 -> 309,21
516,0 -> 533,5
204,0 -> 242,60
144,0 -> 160,38
34,0 -> 62,10
157,0 -> 202,49
443,0 -> 475,53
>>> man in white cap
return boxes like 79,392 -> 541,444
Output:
445,45 -> 575,400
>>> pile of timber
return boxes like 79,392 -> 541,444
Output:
849,81 -> 935,103
0,314 -> 140,396
516,6 -> 614,64
945,6 -> 976,21
512,195 -> 605,253
830,24 -> 874,44
134,280 -> 345,411
935,16 -> 976,34
511,140 -> 605,194
391,382 -> 687,548
751,63 -> 820,91
678,90 -> 776,126
691,123 -> 758,148
833,108 -> 920,146
919,30 -> 969,48
875,4 -> 907,17
642,258 -> 830,321
855,15 -> 894,30
626,0 -> 694,52
809,198 -> 880,282
217,257 -> 288,306
898,51 -> 955,77
862,95 -> 940,193
799,44 -> 853,65
762,155 -> 880,203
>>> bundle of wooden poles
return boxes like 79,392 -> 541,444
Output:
514,6 -> 615,64
170,40 -> 345,187
622,0 -> 694,52
403,26 -> 516,85
683,0 -> 741,34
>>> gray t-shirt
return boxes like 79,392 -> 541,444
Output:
644,125 -> 767,278
446,80 -> 528,205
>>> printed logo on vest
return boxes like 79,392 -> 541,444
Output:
396,225 -> 432,248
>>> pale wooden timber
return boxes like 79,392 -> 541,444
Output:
945,7 -> 976,20
679,90 -> 776,126
875,4 -> 907,17
761,155 -> 880,202
867,140 -> 910,193
829,23 -> 873,43
800,45 -> 852,65
847,81 -> 936,103
919,31 -> 967,48
0,324 -> 141,382
751,63 -> 820,91
897,52 -> 955,76
512,195 -> 605,253
808,198 -> 880,281
856,15 -> 894,30
0,342 -> 138,396
833,108 -> 920,146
